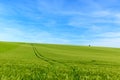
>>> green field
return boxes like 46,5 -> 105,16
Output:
0,41 -> 120,80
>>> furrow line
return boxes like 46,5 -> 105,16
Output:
31,44 -> 67,66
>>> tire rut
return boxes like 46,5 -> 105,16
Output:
31,44 -> 67,66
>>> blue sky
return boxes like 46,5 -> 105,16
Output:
0,0 -> 120,47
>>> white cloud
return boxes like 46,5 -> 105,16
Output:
91,38 -> 120,47
96,32 -> 120,38
92,10 -> 111,17
37,0 -> 101,16
87,31 -> 120,47
0,26 -> 70,44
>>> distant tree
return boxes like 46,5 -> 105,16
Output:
89,45 -> 91,47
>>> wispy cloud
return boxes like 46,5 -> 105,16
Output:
91,38 -> 120,47
94,32 -> 120,38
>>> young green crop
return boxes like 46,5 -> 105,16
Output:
0,42 -> 120,80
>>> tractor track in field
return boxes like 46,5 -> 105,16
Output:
31,44 -> 67,66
